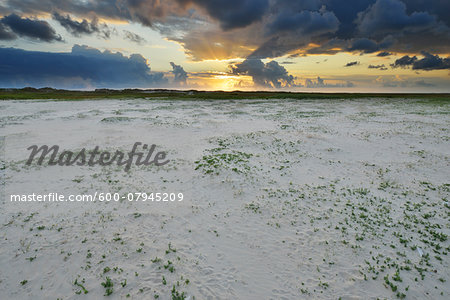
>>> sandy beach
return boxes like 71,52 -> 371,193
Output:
1,97 -> 449,299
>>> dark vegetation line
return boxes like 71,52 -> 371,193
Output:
0,87 -> 449,101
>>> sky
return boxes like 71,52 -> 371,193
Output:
0,0 -> 449,92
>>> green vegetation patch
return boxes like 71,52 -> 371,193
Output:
194,150 -> 253,175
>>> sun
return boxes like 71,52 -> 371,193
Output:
208,74 -> 252,91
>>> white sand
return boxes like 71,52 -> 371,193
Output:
0,97 -> 449,299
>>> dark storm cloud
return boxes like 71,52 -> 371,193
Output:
403,0 -> 450,26
247,0 -> 368,58
230,59 -> 294,88
267,8 -> 339,35
123,30 -> 146,44
353,0 -> 450,54
53,12 -> 111,38
356,0 -> 437,36
391,55 -> 417,68
259,0 -> 448,59
319,0 -> 375,39
347,38 -> 379,53
391,52 -> 450,70
1,0 -> 450,62
346,35 -> 394,54
250,0 -> 449,59
344,61 -> 359,67
0,14 -> 62,42
177,0 -> 269,30
0,45 -> 167,89
250,7 -> 340,58
412,52 -> 450,71
170,62 -> 188,85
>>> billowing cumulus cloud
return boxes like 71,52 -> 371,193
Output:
391,52 -> 450,70
53,13 -> 111,39
0,14 -> 62,41
0,45 -> 167,89
170,62 -> 188,85
230,59 -> 294,88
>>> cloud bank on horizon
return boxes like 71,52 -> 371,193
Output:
0,0 -> 449,90
0,46 -> 167,89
